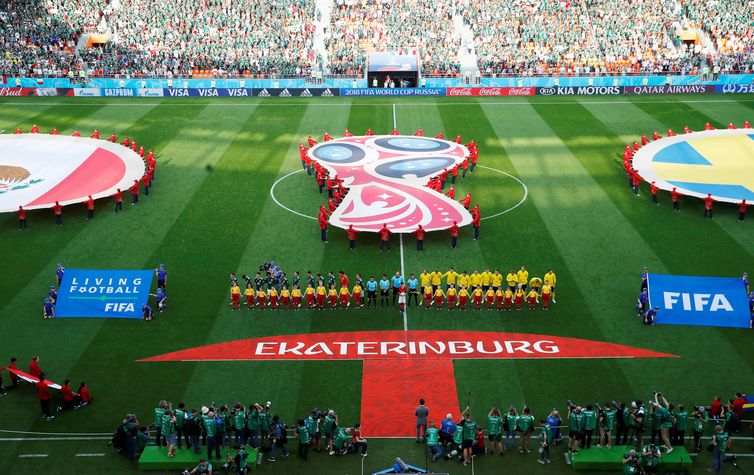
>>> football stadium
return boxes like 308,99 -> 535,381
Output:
1,1 -> 753,474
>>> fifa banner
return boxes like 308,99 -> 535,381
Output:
55,269 -> 154,319
445,87 -> 535,96
340,88 -> 446,97
648,273 -> 750,328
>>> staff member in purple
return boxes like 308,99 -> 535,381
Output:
155,264 -> 168,291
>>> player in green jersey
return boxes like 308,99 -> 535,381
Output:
487,406 -> 504,455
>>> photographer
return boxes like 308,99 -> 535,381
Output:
597,402 -> 616,449
691,406 -> 708,452
267,414 -> 289,462
546,409 -> 562,446
653,392 -> 673,453
186,458 -> 212,475
616,402 -> 629,446
246,403 -> 262,449
186,409 -> 201,455
580,404 -> 597,449
332,425 -> 351,455
440,413 -> 457,446
567,404 -> 582,455
228,445 -> 249,475
537,419 -> 551,464
324,409 -> 338,455
518,406 -> 535,454
459,407 -> 477,465
641,443 -> 662,474
504,407 -> 518,451
672,404 -> 688,446
305,410 -> 321,452
628,401 -> 645,451
425,421 -> 444,462
622,449 -> 640,475
710,425 -> 728,473
232,403 -> 246,446
295,418 -> 312,460
487,406 -> 504,455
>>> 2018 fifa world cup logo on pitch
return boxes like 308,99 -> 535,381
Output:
309,136 -> 472,232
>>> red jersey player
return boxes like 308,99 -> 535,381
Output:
414,128 -> 423,136
72,130 -> 80,137
365,128 -> 374,136
390,128 -> 399,136
445,185 -> 455,199
704,122 -> 714,131
107,132 -> 116,142
13,128 -> 22,134
652,131 -> 661,140
449,221 -> 459,248
307,135 -> 318,147
459,193 -> 472,210
640,133 -> 648,146
650,181 -> 659,205
728,122 -> 737,129
50,127 -> 59,135
744,120 -> 751,129
671,187 -> 683,212
343,128 -> 353,137
90,129 -> 100,139
738,199 -> 750,222
323,131 -> 333,142
346,224 -> 357,250
30,123 -> 39,133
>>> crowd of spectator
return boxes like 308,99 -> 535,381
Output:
1,0 -> 753,79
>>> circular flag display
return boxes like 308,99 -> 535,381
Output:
0,134 -> 146,212
308,135 -> 472,232
632,129 -> 754,203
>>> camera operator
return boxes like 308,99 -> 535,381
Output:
672,404 -> 688,446
723,401 -> 741,450
546,409 -> 562,446
628,401 -> 645,451
596,402 -> 616,449
615,402 -> 629,446
121,413 -> 139,460
246,403 -> 262,449
185,458 -> 212,475
305,409 -> 321,452
267,414 -> 289,462
440,412 -> 457,446
323,409 -> 338,455
504,406 -> 518,451
186,409 -> 201,455
580,404 -> 597,449
691,406 -> 708,452
641,443 -> 662,474
295,418 -> 312,460
652,392 -> 673,453
567,403 -> 582,455
425,421 -> 444,461
227,445 -> 249,474
622,448 -> 640,475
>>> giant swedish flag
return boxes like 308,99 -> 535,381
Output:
632,129 -> 754,203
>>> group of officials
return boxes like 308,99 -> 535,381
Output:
303,129 -> 483,246
229,267 -> 558,312
12,126 -> 156,229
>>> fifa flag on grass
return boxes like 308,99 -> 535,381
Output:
55,269 -> 153,319
648,273 -> 750,328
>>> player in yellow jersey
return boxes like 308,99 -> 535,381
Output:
433,287 -> 445,310
269,287 -> 279,309
443,267 -> 459,290
529,276 -> 542,294
420,269 -> 432,289
541,284 -> 552,311
423,285 -> 433,308
470,271 -> 482,290
543,269 -> 557,303
430,269 -> 443,290
506,270 -> 518,290
458,271 -> 471,289
491,269 -> 503,290
485,287 -> 495,310
446,285 -> 457,311
526,288 -> 540,310
481,268 -> 492,291
292,285 -> 303,309
517,266 -> 529,290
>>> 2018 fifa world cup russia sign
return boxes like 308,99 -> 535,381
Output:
144,330 -> 675,437
309,136 -> 472,232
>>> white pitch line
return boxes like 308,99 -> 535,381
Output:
2,99 -> 754,108
19,454 -> 48,458
269,169 -> 317,221
392,103 -> 397,129
477,165 -> 529,219
75,453 -> 105,457
399,234 -> 408,331
0,437 -> 111,442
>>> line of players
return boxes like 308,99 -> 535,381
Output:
12,126 -> 157,229
229,267 -> 557,311
623,120 -> 752,220
301,129 -> 482,243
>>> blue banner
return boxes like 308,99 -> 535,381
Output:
55,269 -> 154,319
340,88 -> 446,97
648,273 -> 750,328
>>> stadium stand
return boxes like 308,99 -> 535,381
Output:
0,0 -> 752,78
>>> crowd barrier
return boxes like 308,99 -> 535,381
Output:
0,84 -> 751,98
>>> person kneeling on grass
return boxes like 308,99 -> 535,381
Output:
641,443 -> 662,474
186,458 -> 212,475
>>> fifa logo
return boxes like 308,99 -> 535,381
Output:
309,136 -> 473,232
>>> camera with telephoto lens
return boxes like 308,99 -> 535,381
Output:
610,400 -> 619,409
567,400 -> 575,411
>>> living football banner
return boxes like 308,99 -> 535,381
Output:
648,273 -> 750,328
55,269 -> 154,319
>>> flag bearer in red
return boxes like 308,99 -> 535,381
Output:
379,224 -> 392,251
36,373 -> 53,420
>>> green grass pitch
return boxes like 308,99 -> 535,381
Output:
0,94 -> 753,474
